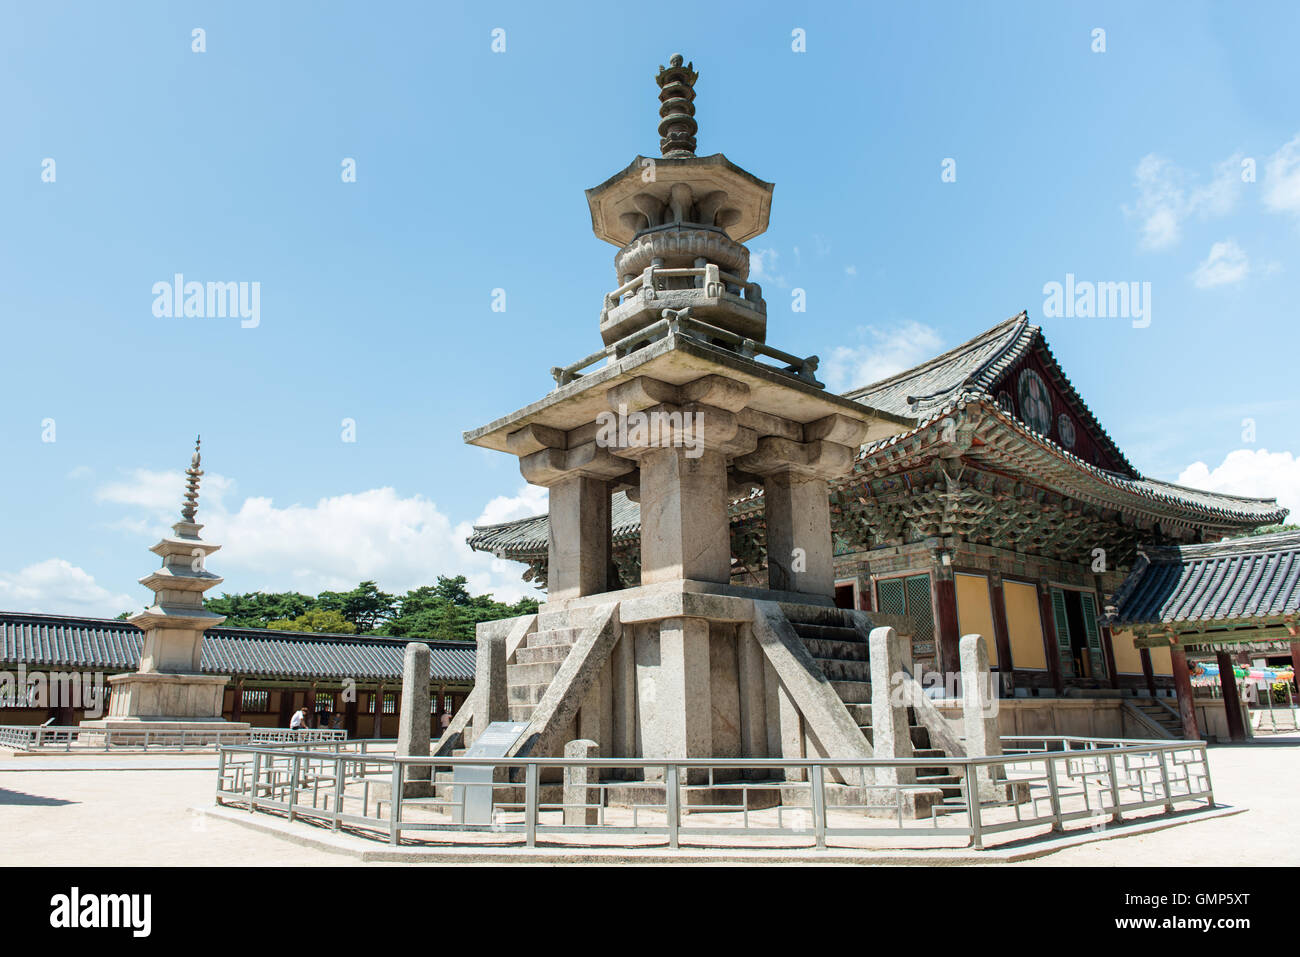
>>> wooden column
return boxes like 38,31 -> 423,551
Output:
231,677 -> 244,722
1216,649 -> 1247,742
988,575 -> 1014,696
1139,648 -> 1157,696
371,684 -> 385,738
1170,645 -> 1200,740
1100,625 -> 1121,690
931,571 -> 960,682
1038,583 -> 1065,695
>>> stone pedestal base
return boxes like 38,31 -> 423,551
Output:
80,671 -> 248,742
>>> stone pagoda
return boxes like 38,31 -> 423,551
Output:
83,438 -> 247,738
453,56 -> 957,812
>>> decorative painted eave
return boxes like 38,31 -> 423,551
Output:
852,393 -> 1287,527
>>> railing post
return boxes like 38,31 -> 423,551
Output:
333,756 -> 344,831
216,747 -> 227,806
1201,744 -> 1215,808
525,763 -> 539,848
964,762 -> 983,850
250,752 -> 262,813
389,762 -> 403,845
1105,751 -> 1122,823
1045,753 -> 1063,832
1157,747 -> 1174,813
665,763 -> 680,849
288,753 -> 301,821
810,764 -> 827,849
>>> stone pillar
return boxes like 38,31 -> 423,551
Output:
1170,645 -> 1200,740
371,684 -> 385,738
563,738 -> 600,826
960,634 -> 1005,793
868,626 -> 914,785
638,448 -> 731,584
659,617 -> 712,782
611,632 -> 636,761
398,643 -> 432,793
736,624 -> 767,759
472,630 -> 507,745
547,475 -> 611,600
762,472 -> 834,597
1215,649 -> 1247,742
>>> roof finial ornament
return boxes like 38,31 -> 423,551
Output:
181,435 -> 203,523
655,53 -> 698,158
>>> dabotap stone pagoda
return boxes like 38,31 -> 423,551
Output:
452,55 -> 954,812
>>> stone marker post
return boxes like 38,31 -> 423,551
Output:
959,633 -> 1004,797
398,642 -> 433,797
869,626 -> 914,785
472,630 -> 507,747
563,738 -> 601,826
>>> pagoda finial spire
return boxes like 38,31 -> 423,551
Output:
181,435 -> 202,523
655,53 -> 698,158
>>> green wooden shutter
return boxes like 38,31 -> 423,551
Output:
877,578 -> 906,616
1050,587 -> 1074,677
1080,592 -> 1106,680
904,574 -> 935,644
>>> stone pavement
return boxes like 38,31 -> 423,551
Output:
2,740 -> 1297,866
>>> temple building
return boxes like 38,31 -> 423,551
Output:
469,274 -> 1288,715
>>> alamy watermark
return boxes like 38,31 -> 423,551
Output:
1,665 -> 107,718
1042,273 -> 1151,328
595,404 -> 704,458
152,274 -> 260,328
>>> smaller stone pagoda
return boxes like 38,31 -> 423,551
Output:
82,438 -> 247,736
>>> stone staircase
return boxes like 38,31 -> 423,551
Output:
506,612 -> 584,725
1129,697 -> 1184,739
785,608 -> 964,800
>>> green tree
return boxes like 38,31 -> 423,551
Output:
267,608 -> 358,634
316,581 -> 396,633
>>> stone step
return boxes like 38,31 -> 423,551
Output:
506,660 -> 564,687
507,682 -> 549,706
917,773 -> 964,799
845,703 -> 871,725
814,657 -> 870,682
782,607 -> 859,630
527,627 -> 582,648
911,725 -> 931,749
514,643 -> 572,665
508,704 -> 534,723
790,622 -> 864,643
831,680 -> 872,704
803,637 -> 868,660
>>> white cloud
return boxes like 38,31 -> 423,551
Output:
1191,239 -> 1250,288
1178,448 -> 1300,523
749,247 -> 784,286
475,484 -> 548,526
0,559 -> 135,618
1263,133 -> 1300,219
1127,153 -> 1242,250
844,265 -> 857,276
67,465 -> 93,480
94,471 -> 540,604
823,321 -> 945,393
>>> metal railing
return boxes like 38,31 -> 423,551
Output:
0,725 -> 348,753
213,735 -> 1213,851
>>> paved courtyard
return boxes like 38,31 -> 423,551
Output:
1,739 -> 1296,866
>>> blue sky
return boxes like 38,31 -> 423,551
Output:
1,0 -> 1297,616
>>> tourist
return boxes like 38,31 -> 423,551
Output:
289,706 -> 309,732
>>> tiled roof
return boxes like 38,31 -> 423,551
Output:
843,314 -> 1032,418
1111,530 -> 1300,626
0,612 -> 476,682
